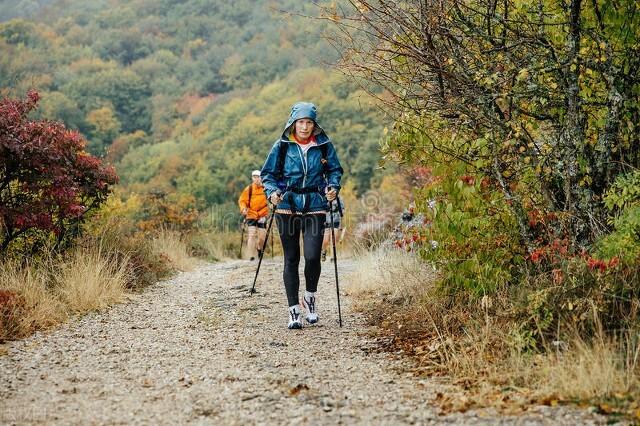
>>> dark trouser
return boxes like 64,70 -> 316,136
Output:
275,213 -> 325,307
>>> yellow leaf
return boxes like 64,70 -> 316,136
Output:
516,68 -> 530,81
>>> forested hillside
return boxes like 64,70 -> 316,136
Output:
0,0 -> 386,206
0,0 -> 55,21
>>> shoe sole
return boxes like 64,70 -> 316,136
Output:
306,318 -> 318,325
288,322 -> 302,330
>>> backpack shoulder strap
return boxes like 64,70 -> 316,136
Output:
276,141 -> 289,180
319,143 -> 329,177
319,143 -> 328,164
247,184 -> 253,209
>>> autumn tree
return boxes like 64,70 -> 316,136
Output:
327,0 -> 640,251
0,91 -> 118,253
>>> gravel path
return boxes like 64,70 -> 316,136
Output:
0,259 -> 608,425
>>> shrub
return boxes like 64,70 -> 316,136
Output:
0,290 -> 25,341
415,163 -> 524,296
0,91 -> 118,254
81,212 -> 173,290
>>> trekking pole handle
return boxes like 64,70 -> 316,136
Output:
326,186 -> 343,217
270,190 -> 285,206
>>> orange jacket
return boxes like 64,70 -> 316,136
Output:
238,183 -> 268,220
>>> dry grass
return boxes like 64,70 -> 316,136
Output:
56,248 -> 130,313
190,227 -> 287,261
152,229 -> 200,271
533,332 -> 640,400
351,246 -> 640,415
1,246 -> 133,341
346,245 -> 435,301
189,230 -> 245,261
0,260 -> 67,340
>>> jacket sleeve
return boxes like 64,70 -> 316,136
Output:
238,186 -> 249,211
325,142 -> 343,190
260,141 -> 281,198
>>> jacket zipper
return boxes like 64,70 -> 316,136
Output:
295,144 -> 308,210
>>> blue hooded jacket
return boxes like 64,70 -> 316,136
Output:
261,102 -> 343,213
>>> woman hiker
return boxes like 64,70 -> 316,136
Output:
260,102 -> 343,329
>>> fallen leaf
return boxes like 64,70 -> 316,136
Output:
289,383 -> 309,396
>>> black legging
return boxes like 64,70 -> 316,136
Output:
275,213 -> 325,307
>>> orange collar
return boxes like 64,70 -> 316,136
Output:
292,134 -> 316,145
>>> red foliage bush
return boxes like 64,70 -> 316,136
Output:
0,290 -> 24,341
0,91 -> 118,252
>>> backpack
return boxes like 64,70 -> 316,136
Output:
246,183 -> 252,210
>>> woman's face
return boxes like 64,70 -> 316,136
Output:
294,118 -> 315,141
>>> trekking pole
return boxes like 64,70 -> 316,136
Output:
270,226 -> 274,258
329,196 -> 343,327
238,219 -> 246,259
250,202 -> 277,295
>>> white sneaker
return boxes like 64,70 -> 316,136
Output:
303,291 -> 318,324
288,305 -> 303,329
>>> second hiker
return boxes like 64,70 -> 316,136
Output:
238,170 -> 269,261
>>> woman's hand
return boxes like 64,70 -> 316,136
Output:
270,192 -> 282,205
325,187 -> 337,202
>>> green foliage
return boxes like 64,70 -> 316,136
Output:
0,19 -> 44,47
416,162 -> 524,296
603,170 -> 640,213
0,0 -> 340,149
597,170 -> 640,263
0,0 -> 56,22
596,206 -> 640,263
335,0 -> 640,248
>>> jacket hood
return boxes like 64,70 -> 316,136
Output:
281,101 -> 329,144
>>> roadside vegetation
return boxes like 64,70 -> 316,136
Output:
333,0 -> 639,418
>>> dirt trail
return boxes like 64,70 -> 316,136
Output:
0,259 -> 606,425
